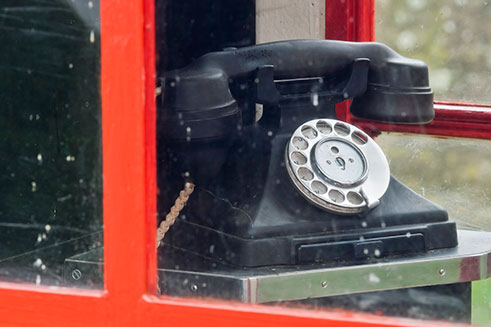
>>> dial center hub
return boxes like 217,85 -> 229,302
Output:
313,138 -> 367,187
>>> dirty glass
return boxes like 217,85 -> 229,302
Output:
376,0 -> 491,104
0,0 -> 103,288
376,133 -> 491,232
153,0 -> 490,324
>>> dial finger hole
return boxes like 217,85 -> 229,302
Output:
334,122 -> 350,136
301,125 -> 318,139
347,191 -> 364,205
328,189 -> 345,203
311,181 -> 327,194
351,131 -> 368,145
316,120 -> 332,134
291,151 -> 307,165
292,136 -> 308,150
298,167 -> 314,181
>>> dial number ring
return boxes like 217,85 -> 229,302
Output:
286,119 -> 390,215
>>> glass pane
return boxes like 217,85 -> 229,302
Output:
376,133 -> 491,232
0,0 -> 102,288
376,0 -> 491,104
153,0 -> 491,324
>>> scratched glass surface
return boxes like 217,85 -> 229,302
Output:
0,0 -> 102,288
376,0 -> 491,104
152,0 -> 490,324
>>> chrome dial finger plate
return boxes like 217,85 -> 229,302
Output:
286,119 -> 390,215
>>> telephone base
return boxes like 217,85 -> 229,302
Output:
165,175 -> 458,267
165,219 -> 457,267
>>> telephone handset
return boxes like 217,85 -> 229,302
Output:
158,40 -> 457,267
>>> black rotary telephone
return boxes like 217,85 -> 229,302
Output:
157,40 -> 457,267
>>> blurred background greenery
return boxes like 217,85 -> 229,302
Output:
376,0 -> 490,104
375,0 -> 491,231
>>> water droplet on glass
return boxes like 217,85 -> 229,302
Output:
368,273 -> 380,283
89,30 -> 95,43
33,258 -> 43,268
312,93 -> 319,106
88,0 -> 93,8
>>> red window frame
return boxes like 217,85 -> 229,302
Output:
0,1 -> 487,326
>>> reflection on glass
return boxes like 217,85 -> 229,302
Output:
376,0 -> 491,104
0,0 -> 102,288
154,1 -> 491,324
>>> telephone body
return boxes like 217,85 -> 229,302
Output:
158,40 -> 457,267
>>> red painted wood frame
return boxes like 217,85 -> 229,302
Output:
0,1 -> 484,326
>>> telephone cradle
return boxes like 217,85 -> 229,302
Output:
157,40 -> 458,270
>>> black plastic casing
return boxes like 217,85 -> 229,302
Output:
157,40 -> 457,268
